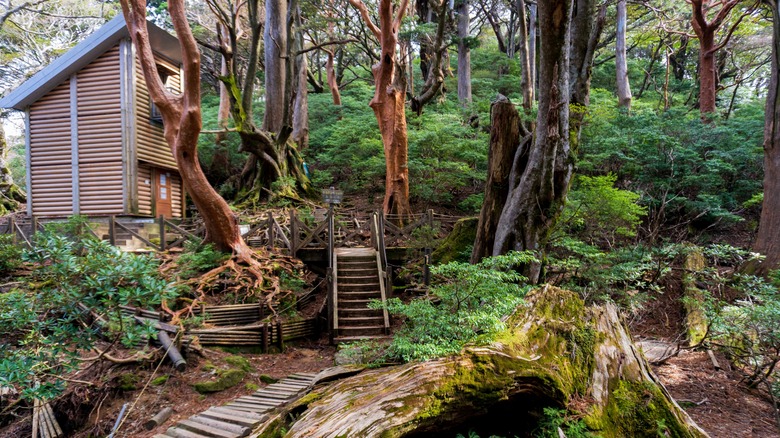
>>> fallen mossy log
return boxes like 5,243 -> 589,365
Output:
271,286 -> 708,438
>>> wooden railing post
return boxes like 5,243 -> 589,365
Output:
326,267 -> 334,345
158,215 -> 166,251
268,212 -> 275,250
108,215 -> 116,246
290,209 -> 299,256
9,217 -> 15,244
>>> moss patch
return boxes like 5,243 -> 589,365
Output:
193,368 -> 245,394
150,375 -> 169,386
117,373 -> 139,391
225,355 -> 254,372
259,374 -> 278,384
431,217 -> 478,264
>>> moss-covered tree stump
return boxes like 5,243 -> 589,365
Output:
266,286 -> 707,437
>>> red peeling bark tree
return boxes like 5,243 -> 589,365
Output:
688,0 -> 751,119
347,0 -> 412,218
120,0 -> 253,259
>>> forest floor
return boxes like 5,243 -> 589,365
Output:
631,273 -> 780,438
2,261 -> 779,437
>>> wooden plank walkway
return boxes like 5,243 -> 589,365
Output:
152,372 -> 318,438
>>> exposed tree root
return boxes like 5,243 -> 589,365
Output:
162,247 -> 304,326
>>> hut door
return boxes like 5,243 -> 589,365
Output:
153,168 -> 173,218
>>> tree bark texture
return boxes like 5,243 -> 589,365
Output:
529,3 -> 537,94
263,0 -> 287,134
690,0 -> 743,120
348,0 -> 412,218
753,0 -> 780,272
0,124 -> 25,215
471,97 -> 526,263
120,0 -> 251,257
326,4 -> 342,105
517,0 -> 533,111
292,7 -> 309,149
275,287 -> 708,438
456,0 -> 472,104
615,0 -> 632,110
492,0 -> 574,283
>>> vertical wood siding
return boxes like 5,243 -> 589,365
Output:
29,82 -> 73,215
134,55 -> 179,168
77,46 -> 124,214
171,171 -> 183,217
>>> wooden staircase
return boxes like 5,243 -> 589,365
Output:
333,248 -> 390,343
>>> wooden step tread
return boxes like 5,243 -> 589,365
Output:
182,417 -> 250,437
165,426 -> 215,438
208,406 -> 266,421
334,335 -> 393,343
199,409 -> 264,428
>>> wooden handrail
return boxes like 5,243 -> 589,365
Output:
375,249 -> 390,335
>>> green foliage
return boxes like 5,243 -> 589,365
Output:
546,240 -> 681,308
535,408 -> 595,438
0,234 -> 22,274
307,80 -> 488,212
176,239 -> 229,278
580,90 -> 764,235
193,368 -> 245,393
557,174 -> 647,246
379,251 -> 535,362
0,219 -> 179,401
704,271 -> 780,387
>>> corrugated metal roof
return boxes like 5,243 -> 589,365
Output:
0,15 -> 181,111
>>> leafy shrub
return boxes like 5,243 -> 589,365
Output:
176,239 -> 229,278
0,222 -> 179,401
535,407 -> 594,438
556,174 -> 647,247
0,234 -> 22,274
378,251 -> 535,362
580,90 -> 764,237
704,271 -> 780,388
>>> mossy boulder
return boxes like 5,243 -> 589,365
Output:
193,368 -> 245,394
271,286 -> 707,438
430,217 -> 478,264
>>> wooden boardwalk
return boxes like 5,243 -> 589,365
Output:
153,372 -> 318,438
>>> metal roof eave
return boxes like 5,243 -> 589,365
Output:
0,15 -> 182,111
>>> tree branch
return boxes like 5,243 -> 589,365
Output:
347,0 -> 381,39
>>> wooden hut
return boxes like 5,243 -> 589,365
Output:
0,15 -> 185,219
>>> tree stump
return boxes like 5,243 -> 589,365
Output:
267,286 -> 708,437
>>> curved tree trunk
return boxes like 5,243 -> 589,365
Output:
120,0 -> 251,257
263,0 -> 287,134
348,0 -> 412,218
273,287 -> 708,438
752,0 -> 780,273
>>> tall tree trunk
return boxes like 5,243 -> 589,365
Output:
264,0 -> 287,133
689,0 -> 744,120
326,4 -> 342,105
120,0 -> 252,258
348,0 -> 412,218
292,6 -> 309,149
492,0 -> 574,283
457,0 -> 472,104
528,3 -> 537,95
752,0 -> 780,273
615,0 -> 632,110
0,123 -> 26,215
517,0 -> 533,111
471,97 -> 528,263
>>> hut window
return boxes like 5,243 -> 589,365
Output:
150,65 -> 173,124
